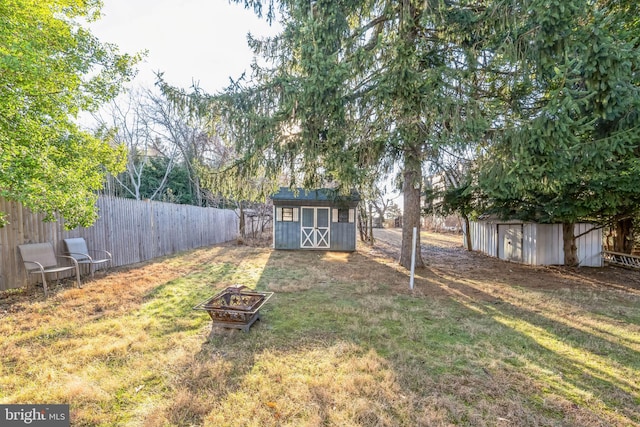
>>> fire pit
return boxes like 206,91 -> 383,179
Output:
193,286 -> 273,332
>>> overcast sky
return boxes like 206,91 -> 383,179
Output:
90,0 -> 281,93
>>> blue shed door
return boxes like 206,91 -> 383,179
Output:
301,207 -> 330,249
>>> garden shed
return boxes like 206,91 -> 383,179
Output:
271,188 -> 360,251
465,219 -> 603,267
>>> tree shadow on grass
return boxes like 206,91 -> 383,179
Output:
148,243 -> 640,426
422,267 -> 640,426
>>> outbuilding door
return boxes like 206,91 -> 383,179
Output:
301,207 -> 330,249
498,224 -> 523,262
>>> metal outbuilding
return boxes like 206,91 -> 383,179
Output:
271,188 -> 360,251
466,219 -> 603,267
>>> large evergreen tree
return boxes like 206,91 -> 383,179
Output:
478,0 -> 640,265
194,0 -> 491,268
160,0 -> 640,267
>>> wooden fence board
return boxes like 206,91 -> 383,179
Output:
0,196 -> 239,290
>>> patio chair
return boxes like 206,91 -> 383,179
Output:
63,237 -> 112,278
17,242 -> 81,297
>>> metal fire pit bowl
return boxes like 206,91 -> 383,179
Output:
194,286 -> 273,332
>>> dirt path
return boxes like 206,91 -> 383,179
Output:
373,228 -> 640,294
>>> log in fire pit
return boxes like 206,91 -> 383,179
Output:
194,285 -> 273,332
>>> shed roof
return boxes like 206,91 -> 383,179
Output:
271,187 -> 361,203
476,214 -> 596,225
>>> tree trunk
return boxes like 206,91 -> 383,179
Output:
400,151 -> 424,269
358,205 -> 367,242
614,217 -> 634,254
562,222 -> 579,267
368,203 -> 374,245
463,214 -> 472,251
239,203 -> 246,238
194,175 -> 203,207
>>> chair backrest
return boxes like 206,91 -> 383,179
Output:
18,243 -> 58,269
63,238 -> 90,261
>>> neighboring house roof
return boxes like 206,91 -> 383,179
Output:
271,187 -> 361,205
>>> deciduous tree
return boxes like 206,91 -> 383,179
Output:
0,0 -> 140,227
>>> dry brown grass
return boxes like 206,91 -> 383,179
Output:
1,233 -> 639,426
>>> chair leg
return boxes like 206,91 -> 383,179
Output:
39,271 -> 48,298
74,263 -> 82,289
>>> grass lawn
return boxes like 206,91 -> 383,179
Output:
0,233 -> 639,426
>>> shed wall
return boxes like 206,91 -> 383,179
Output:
535,224 -> 564,265
575,223 -> 603,267
469,221 -> 602,267
522,223 -> 536,265
330,222 -> 357,251
497,223 -> 524,262
273,219 -> 300,249
272,205 -> 356,251
468,220 -> 498,257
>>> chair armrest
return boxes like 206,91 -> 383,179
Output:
22,260 -> 45,272
67,251 -> 91,260
57,255 -> 79,268
88,249 -> 112,259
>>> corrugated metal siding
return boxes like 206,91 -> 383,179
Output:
576,224 -> 603,267
497,224 -> 524,262
470,220 -> 602,267
469,221 -> 498,257
535,224 -> 601,266
496,224 -> 507,260
523,223 -> 536,265
535,224 -> 564,265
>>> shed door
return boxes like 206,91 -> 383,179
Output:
499,224 -> 523,262
301,207 -> 330,249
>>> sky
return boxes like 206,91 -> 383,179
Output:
90,0 -> 281,94
88,1 -> 402,203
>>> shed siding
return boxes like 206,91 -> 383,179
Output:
273,206 -> 301,249
536,224 -> 564,265
272,204 -> 357,251
576,224 -> 603,267
271,187 -> 359,252
497,223 -> 524,262
523,223 -> 535,265
470,221 -> 602,267
330,222 -> 357,251
469,220 -> 497,257
274,221 -> 301,249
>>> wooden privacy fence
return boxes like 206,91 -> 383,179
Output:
0,196 -> 239,291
